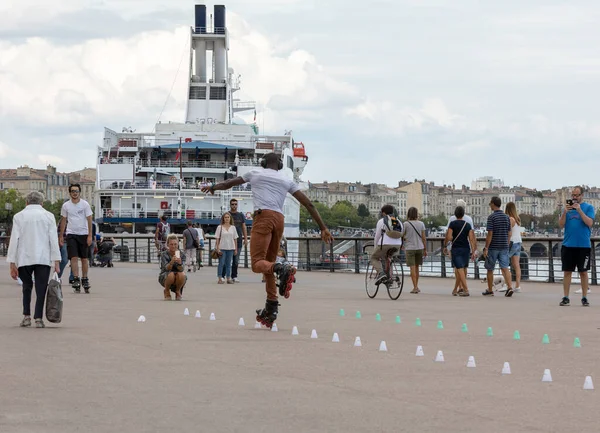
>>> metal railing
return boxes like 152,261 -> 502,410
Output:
1,235 -> 597,285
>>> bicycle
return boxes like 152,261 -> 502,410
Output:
364,244 -> 405,300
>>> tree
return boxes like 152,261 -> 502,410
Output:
43,200 -> 64,223
0,189 -> 26,232
422,214 -> 448,229
357,203 -> 370,218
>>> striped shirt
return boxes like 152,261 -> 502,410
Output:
486,210 -> 510,250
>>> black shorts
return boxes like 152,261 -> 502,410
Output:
561,246 -> 591,273
67,234 -> 89,259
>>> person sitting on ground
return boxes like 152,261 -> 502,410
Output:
158,234 -> 187,301
371,204 -> 403,285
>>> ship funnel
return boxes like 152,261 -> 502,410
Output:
214,5 -> 226,34
195,4 -> 206,33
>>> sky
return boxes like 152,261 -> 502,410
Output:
1,0 -> 599,190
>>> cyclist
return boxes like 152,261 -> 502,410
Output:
371,204 -> 403,284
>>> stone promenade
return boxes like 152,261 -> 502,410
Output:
0,261 -> 598,433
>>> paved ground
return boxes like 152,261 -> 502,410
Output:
0,261 -> 598,433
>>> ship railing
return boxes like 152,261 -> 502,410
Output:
138,160 -> 260,169
99,157 -> 136,165
98,181 -> 254,192
4,235 -> 594,285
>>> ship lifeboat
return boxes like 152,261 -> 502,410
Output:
293,142 -> 308,161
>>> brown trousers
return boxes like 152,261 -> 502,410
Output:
250,210 -> 284,301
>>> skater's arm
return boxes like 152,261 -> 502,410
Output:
242,222 -> 248,246
292,191 -> 333,243
86,215 -> 93,246
58,216 -> 66,246
201,177 -> 245,194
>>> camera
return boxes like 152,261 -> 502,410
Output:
566,199 -> 574,206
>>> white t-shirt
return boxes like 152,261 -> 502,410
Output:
447,214 -> 474,230
216,225 -> 239,250
61,199 -> 93,235
241,168 -> 300,215
374,218 -> 403,247
194,227 -> 204,239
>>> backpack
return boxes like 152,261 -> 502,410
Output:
158,221 -> 170,242
382,215 -> 403,240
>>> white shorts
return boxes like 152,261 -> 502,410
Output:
185,249 -> 196,264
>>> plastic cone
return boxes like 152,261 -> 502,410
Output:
415,318 -> 422,327
271,323 -> 278,332
291,326 -> 299,335
502,362 -> 511,375
355,311 -> 362,319
195,310 -> 201,318
574,337 -> 581,348
542,334 -> 550,344
137,315 -> 146,322
583,376 -> 594,390
487,327 -> 493,337
395,315 -> 401,324
209,312 -> 216,321
437,320 -> 444,330
354,336 -> 362,347
238,317 -> 245,326
339,309 -> 345,317
435,350 -> 445,362
379,341 -> 388,352
375,313 -> 381,322
461,323 -> 468,332
466,356 -> 476,368
513,330 -> 521,340
332,332 -> 340,343
415,345 -> 424,357
183,308 -> 190,316
542,369 -> 553,382
310,329 -> 318,339
254,321 -> 262,329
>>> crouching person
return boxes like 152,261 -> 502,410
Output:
158,234 -> 187,300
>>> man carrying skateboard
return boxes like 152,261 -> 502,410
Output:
202,152 -> 333,327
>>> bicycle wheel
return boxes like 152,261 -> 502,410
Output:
387,259 -> 404,300
365,262 -> 379,299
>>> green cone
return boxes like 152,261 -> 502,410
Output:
574,337 -> 581,348
487,327 -> 493,337
395,315 -> 401,324
375,313 -> 381,321
461,323 -> 468,332
355,311 -> 361,319
542,334 -> 550,344
415,317 -> 421,327
437,320 -> 444,330
339,309 -> 345,317
513,330 -> 521,340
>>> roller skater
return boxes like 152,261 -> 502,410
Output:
202,152 -> 332,327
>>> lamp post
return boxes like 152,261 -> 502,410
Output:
531,201 -> 538,231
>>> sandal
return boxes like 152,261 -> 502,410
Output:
410,288 -> 419,294
459,291 -> 470,297
481,290 -> 494,296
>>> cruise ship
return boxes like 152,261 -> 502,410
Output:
95,4 -> 309,248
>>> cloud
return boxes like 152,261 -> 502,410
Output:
37,154 -> 66,166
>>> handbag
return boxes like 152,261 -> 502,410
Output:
45,272 -> 63,324
447,220 -> 467,252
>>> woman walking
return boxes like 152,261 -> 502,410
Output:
215,212 -> 238,284
403,207 -> 427,294
444,206 -> 477,296
158,234 -> 187,300
505,202 -> 522,293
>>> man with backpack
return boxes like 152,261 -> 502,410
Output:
371,204 -> 404,284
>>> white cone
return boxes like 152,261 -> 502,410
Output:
195,310 -> 201,318
354,336 -> 362,347
435,350 -> 445,362
254,321 -> 262,329
502,362 -> 511,375
183,308 -> 190,316
271,323 -> 278,332
332,332 -> 340,343
209,312 -> 216,321
584,376 -> 594,390
416,345 -> 424,357
379,341 -> 388,352
137,315 -> 146,322
238,317 -> 245,326
466,356 -> 476,368
310,329 -> 318,339
542,369 -> 553,382
291,326 -> 299,335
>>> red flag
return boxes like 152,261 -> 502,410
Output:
175,147 -> 182,161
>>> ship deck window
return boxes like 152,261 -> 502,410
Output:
209,87 -> 226,100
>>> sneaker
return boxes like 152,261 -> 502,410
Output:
575,288 -> 591,294
582,297 -> 590,307
20,316 -> 31,327
497,284 -> 507,293
218,278 -> 224,284
374,272 -> 387,285
233,278 -> 240,283
35,319 -> 45,328
514,287 -> 521,293
559,296 -> 570,306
